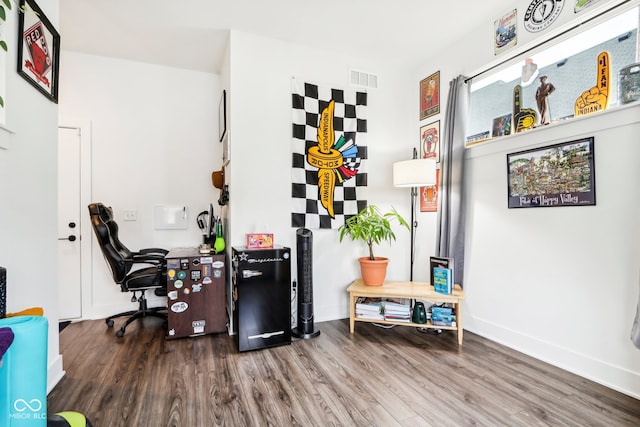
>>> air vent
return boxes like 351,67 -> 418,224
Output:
350,69 -> 378,88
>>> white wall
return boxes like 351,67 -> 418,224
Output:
55,0 -> 640,400
226,30 -> 438,322
58,52 -> 222,320
414,0 -> 640,398
0,1 -> 62,392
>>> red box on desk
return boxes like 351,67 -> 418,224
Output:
246,233 -> 274,249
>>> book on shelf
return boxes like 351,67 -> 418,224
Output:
429,256 -> 454,289
433,266 -> 453,294
431,306 -> 455,326
355,297 -> 411,321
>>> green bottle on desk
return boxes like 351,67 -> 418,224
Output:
214,219 -> 225,254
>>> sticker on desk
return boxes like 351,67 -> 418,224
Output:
192,284 -> 202,292
192,320 -> 205,334
212,261 -> 224,269
200,257 -> 213,264
202,265 -> 212,277
202,277 -> 212,285
171,301 -> 188,313
168,290 -> 178,300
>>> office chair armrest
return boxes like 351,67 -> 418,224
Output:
137,248 -> 169,256
131,253 -> 165,265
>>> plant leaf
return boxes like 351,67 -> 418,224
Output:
2,0 -> 10,10
0,6 -> 6,21
0,95 -> 4,108
0,40 -> 7,51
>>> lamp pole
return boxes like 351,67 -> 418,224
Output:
409,147 -> 418,281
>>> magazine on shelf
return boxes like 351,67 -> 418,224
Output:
429,256 -> 454,289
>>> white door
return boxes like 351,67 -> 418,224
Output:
58,127 -> 82,320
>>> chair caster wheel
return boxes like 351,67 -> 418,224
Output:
106,319 -> 114,328
116,329 -> 125,338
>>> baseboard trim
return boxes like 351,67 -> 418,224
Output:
466,317 -> 640,399
47,354 -> 65,394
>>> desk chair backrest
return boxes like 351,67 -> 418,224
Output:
88,203 -> 133,284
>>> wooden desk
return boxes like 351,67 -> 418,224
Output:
347,279 -> 465,345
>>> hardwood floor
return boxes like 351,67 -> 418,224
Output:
48,317 -> 640,426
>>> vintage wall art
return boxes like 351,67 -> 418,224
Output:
17,0 -> 60,103
507,137 -> 596,208
419,71 -> 440,120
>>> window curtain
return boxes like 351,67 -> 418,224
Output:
436,76 -> 469,288
632,271 -> 640,349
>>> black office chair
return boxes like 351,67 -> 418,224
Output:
88,203 -> 168,337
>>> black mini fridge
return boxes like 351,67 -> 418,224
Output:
232,246 -> 291,352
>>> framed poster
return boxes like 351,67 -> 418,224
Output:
420,71 -> 440,120
420,168 -> 439,212
507,137 -> 596,209
420,120 -> 440,162
495,9 -> 517,55
17,0 -> 60,103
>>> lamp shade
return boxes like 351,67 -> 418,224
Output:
393,158 -> 436,187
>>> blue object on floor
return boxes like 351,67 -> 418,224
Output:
0,315 -> 48,426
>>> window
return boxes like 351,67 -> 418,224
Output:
467,6 -> 639,143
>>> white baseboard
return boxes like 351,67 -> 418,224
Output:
466,316 -> 640,400
47,354 -> 65,394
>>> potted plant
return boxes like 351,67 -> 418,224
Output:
338,205 -> 409,286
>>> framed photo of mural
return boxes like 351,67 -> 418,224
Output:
507,137 -> 596,209
419,71 -> 440,120
17,0 -> 60,103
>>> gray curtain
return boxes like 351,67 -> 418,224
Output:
436,76 -> 469,288
632,271 -> 640,349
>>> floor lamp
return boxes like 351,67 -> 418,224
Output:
392,148 -> 437,281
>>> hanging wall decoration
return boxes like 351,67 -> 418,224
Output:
421,168 -> 439,213
494,9 -> 517,55
291,78 -> 368,229
420,120 -> 440,162
420,71 -> 440,120
575,0 -> 602,13
17,0 -> 60,103
524,0 -> 565,33
507,137 -> 596,208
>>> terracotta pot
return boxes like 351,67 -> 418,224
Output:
358,257 -> 389,286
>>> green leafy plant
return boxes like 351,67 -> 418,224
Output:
0,0 -> 12,109
338,205 -> 409,261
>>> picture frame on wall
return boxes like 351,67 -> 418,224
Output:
420,120 -> 440,162
506,137 -> 596,209
419,71 -> 440,120
420,169 -> 439,212
17,0 -> 60,103
218,89 -> 227,142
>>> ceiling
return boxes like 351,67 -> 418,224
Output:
59,0 -> 507,74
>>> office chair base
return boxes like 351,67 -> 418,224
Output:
105,290 -> 167,337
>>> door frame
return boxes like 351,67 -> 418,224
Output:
59,122 -> 93,320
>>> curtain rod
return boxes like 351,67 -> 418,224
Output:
464,0 -> 634,84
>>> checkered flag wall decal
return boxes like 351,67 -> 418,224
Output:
291,78 -> 368,229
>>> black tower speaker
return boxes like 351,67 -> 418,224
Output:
292,228 -> 320,339
0,266 -> 6,319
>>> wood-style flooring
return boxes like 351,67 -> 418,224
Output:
47,317 -> 640,426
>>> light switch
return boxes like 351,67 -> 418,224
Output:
123,210 -> 137,221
